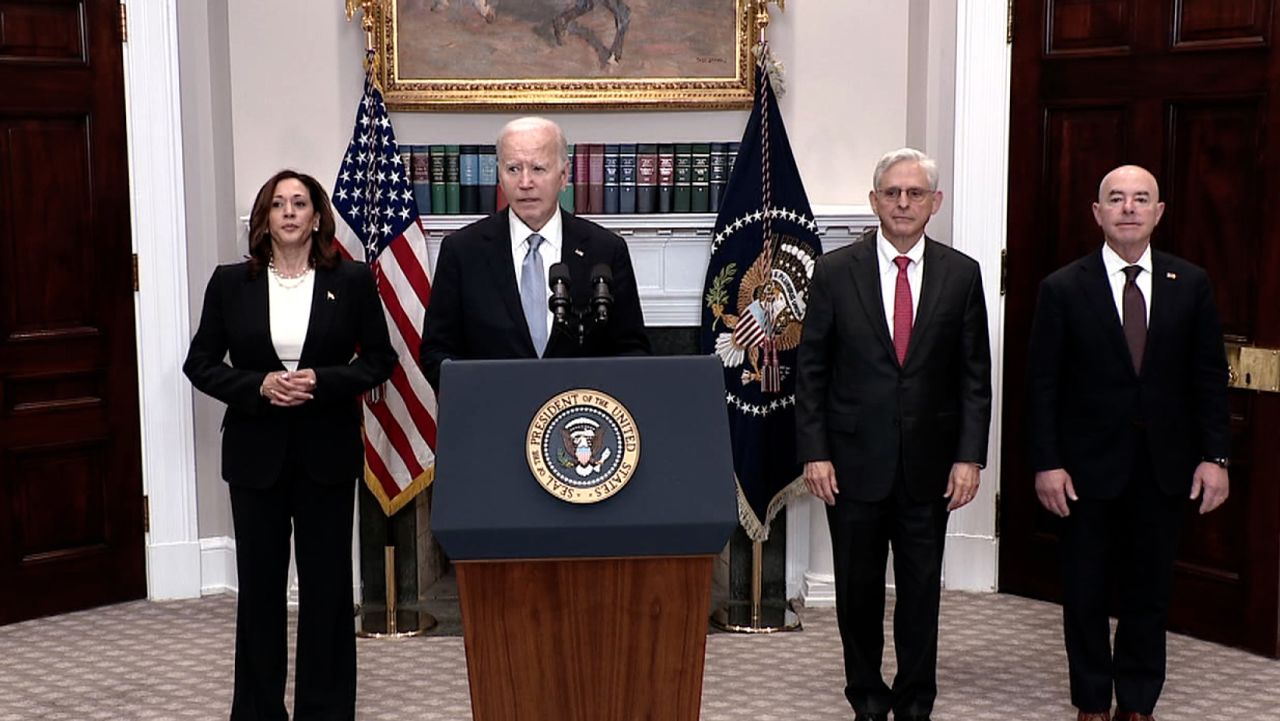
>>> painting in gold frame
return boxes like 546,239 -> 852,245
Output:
366,0 -> 759,111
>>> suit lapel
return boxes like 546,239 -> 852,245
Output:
848,236 -> 897,362
246,269 -> 285,369
484,210 -> 535,353
562,213 -> 591,290
1077,250 -> 1135,374
298,264 -> 339,367
1145,252 -> 1179,374
906,238 -> 950,365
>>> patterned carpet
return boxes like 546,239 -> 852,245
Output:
0,590 -> 1275,720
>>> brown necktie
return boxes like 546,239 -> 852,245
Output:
1122,265 -> 1146,373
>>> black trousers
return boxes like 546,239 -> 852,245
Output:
228,460 -> 357,721
826,467 -> 950,718
1059,450 -> 1183,716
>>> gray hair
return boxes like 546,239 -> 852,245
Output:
496,116 -> 569,167
872,148 -> 939,191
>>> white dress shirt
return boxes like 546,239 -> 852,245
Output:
268,269 -> 315,372
877,229 -> 925,341
1101,242 -> 1152,325
509,208 -> 563,343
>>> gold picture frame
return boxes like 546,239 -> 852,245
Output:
358,0 -> 760,111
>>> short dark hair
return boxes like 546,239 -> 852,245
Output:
246,170 -> 339,278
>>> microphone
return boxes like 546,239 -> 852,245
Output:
589,263 -> 613,324
548,262 -> 572,328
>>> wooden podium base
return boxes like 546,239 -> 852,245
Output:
456,555 -> 714,721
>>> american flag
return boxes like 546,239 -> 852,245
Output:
332,74 -> 437,516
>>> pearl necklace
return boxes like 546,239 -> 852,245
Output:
268,261 -> 313,289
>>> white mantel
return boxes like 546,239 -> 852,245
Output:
419,206 -> 876,328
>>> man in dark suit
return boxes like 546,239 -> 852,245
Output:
796,148 -> 992,721
1028,165 -> 1230,721
420,117 -> 649,389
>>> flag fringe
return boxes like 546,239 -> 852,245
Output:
364,462 -> 435,516
734,473 -> 808,543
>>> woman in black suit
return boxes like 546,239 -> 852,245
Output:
184,170 -> 396,721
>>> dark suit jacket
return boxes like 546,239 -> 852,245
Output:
795,231 -> 992,503
1027,247 -> 1229,498
420,209 -> 651,389
183,258 -> 397,488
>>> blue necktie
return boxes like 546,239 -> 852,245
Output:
520,233 -> 548,356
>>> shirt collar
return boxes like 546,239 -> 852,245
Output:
1101,241 -> 1152,277
510,207 -> 563,254
877,228 -> 925,270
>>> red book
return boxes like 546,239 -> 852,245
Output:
574,147 -> 590,214
587,143 -> 605,214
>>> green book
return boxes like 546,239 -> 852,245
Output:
444,144 -> 461,214
559,143 -> 575,212
673,143 -> 692,213
690,143 -> 711,213
429,144 -> 447,214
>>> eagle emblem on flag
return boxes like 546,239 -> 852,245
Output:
707,239 -> 817,388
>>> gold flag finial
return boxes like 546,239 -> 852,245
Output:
344,1 -> 381,80
755,0 -> 786,43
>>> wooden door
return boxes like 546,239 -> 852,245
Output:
1002,0 -> 1280,656
0,0 -> 145,624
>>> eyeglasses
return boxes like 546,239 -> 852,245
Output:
875,187 -> 933,203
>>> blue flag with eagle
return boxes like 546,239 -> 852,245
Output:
701,52 -> 822,542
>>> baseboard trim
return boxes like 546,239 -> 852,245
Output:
147,539 -> 202,600
199,536 -> 238,595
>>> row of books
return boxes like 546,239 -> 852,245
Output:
400,142 -> 742,217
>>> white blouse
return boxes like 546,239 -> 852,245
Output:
268,269 -> 314,371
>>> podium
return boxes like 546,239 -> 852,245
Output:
431,356 -> 737,721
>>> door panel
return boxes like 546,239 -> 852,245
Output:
0,0 -> 144,624
1004,0 -> 1280,656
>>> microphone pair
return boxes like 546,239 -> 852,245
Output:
549,262 -> 613,327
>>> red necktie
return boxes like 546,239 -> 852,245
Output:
893,255 -> 913,365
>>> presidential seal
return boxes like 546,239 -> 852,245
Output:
526,389 -> 640,504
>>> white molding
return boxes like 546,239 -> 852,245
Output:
785,496 -> 809,601
419,208 -> 876,327
200,536 -> 238,595
947,0 -> 1011,592
123,0 -> 200,600
147,540 -> 202,600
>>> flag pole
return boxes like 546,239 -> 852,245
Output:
344,0 -> 438,640
356,545 -> 437,638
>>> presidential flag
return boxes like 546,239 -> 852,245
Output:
332,69 -> 437,516
700,53 -> 822,542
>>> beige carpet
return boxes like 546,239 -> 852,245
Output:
0,590 -> 1275,720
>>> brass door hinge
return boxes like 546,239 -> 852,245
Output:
1226,342 -> 1280,393
132,253 -> 139,291
119,3 -> 128,43
142,494 -> 150,534
999,249 -> 1007,296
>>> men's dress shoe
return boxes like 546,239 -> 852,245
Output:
1077,712 -> 1111,721
1113,713 -> 1155,721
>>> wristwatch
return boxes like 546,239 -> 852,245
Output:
1204,456 -> 1230,469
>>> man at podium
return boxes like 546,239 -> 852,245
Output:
420,117 -> 650,390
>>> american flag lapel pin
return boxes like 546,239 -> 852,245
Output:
1166,272 -> 1177,280
327,290 -> 337,301
574,248 -> 585,257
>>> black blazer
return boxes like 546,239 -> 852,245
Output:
184,258 -> 397,488
795,231 -> 992,502
420,209 -> 651,389
1027,248 -> 1229,498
